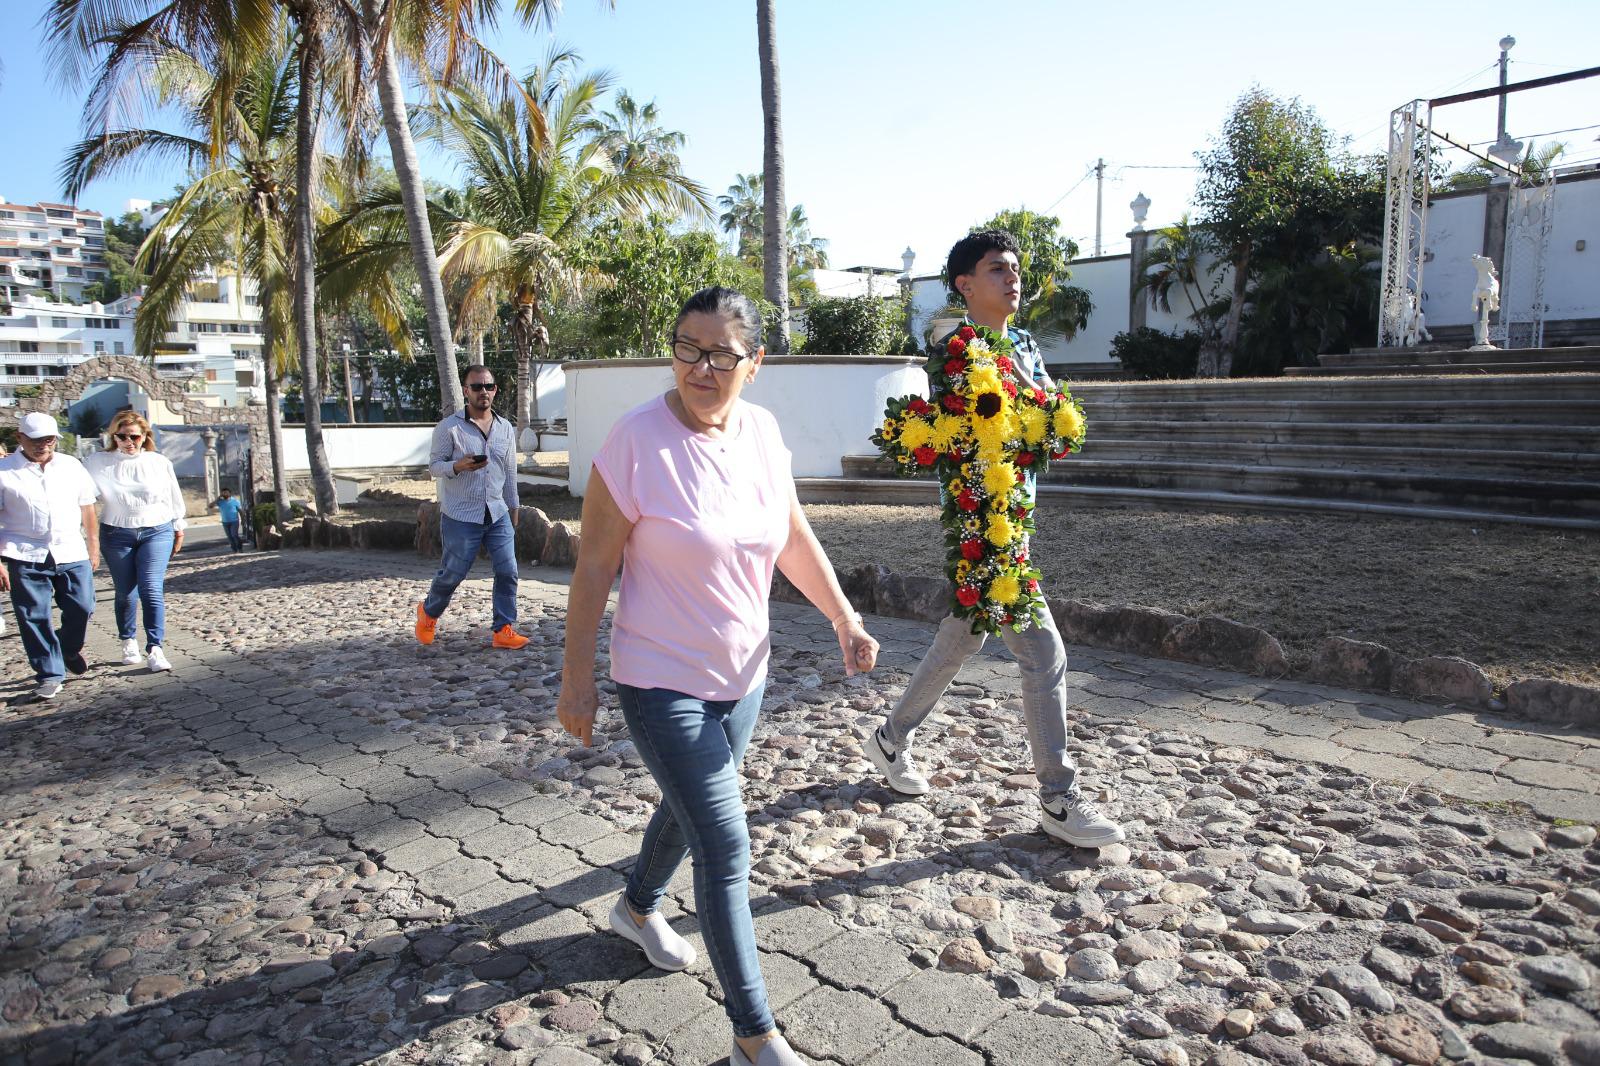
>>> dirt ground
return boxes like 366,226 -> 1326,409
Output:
350,481 -> 1600,689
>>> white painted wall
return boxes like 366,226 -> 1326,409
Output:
281,424 -> 435,473
1421,195 -> 1486,326
1541,176 -> 1599,320
564,356 -> 927,496
1054,256 -> 1129,363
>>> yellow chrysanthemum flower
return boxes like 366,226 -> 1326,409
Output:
986,511 -> 1015,547
898,417 -> 934,451
988,572 -> 1020,605
1018,406 -> 1047,445
1053,404 -> 1085,440
965,364 -> 1003,396
929,413 -> 966,452
983,462 -> 1017,499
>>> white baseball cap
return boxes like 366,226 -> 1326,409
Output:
18,413 -> 59,439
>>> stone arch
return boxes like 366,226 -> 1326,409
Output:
0,355 -> 271,488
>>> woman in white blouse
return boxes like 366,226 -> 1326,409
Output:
85,411 -> 186,671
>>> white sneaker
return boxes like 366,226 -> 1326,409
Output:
147,646 -> 172,672
1041,794 -> 1126,848
35,678 -> 63,701
121,638 -> 143,665
731,1033 -> 808,1066
863,726 -> 930,796
608,894 -> 696,971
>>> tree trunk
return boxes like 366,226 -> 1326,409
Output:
359,358 -> 374,422
364,0 -> 461,416
1218,244 -> 1250,379
756,0 -> 790,354
292,25 -> 338,515
510,290 -> 540,441
261,304 -> 291,537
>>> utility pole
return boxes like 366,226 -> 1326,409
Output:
1093,157 -> 1106,256
1496,35 -> 1515,144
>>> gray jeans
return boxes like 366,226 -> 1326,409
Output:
884,605 -> 1079,801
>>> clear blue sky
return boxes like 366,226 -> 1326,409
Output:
3,0 -> 1596,270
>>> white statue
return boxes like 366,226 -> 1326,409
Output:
1469,254 -> 1500,350
1400,291 -> 1433,347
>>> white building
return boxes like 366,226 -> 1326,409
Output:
0,197 -> 113,303
0,292 -> 137,407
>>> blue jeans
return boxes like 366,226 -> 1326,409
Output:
423,513 -> 517,630
5,555 -> 95,683
101,522 -> 175,649
222,521 -> 243,551
619,682 -> 772,1038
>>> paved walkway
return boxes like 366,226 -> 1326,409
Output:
1,547 -> 1595,1066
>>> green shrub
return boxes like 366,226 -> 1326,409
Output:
1110,328 -> 1202,380
801,295 -> 901,355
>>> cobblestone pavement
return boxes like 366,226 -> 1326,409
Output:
2,547 -> 1597,1066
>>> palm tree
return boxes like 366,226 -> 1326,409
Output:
718,172 -> 764,262
357,0 -> 568,416
413,50 -> 707,440
1441,139 -> 1567,190
598,91 -> 687,171
1138,215 -> 1216,326
756,0 -> 789,353
786,205 -> 828,274
59,33 -> 299,533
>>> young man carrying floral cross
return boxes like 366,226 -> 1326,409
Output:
863,229 -> 1126,848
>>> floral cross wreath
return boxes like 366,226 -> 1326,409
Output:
872,323 -> 1086,635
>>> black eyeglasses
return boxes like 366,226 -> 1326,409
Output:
672,338 -> 749,372
467,382 -> 497,392
114,433 -> 144,441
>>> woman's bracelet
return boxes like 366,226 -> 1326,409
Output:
830,609 -> 863,630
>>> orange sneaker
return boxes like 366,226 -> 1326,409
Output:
492,624 -> 530,650
415,602 -> 438,645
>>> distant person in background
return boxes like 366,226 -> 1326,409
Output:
0,412 -> 100,700
414,364 -> 528,650
217,487 -> 245,553
85,411 -> 186,672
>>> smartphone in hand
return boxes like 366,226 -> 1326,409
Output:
472,454 -> 488,464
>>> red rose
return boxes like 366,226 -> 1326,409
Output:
1015,468 -> 1026,482
947,336 -> 966,356
944,357 -> 964,375
960,538 -> 984,561
907,398 -> 931,416
1002,613 -> 1014,624
996,356 -> 1013,374
1016,548 -> 1028,563
1016,451 -> 1035,466
1014,507 -> 1027,519
1028,579 -> 1040,592
942,394 -> 967,413
914,446 -> 937,467
1002,380 -> 1017,398
1053,445 -> 1071,459
1033,388 -> 1047,403
956,585 -> 981,607
958,325 -> 976,341
956,489 -> 979,512
945,450 -> 962,463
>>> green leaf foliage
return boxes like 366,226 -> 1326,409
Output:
802,295 -> 902,355
1110,328 -> 1202,380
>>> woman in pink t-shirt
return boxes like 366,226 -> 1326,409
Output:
557,287 -> 877,1066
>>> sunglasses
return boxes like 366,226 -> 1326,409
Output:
114,433 -> 144,441
467,382 -> 497,392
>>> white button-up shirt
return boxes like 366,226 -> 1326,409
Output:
0,451 -> 100,565
84,450 -> 188,532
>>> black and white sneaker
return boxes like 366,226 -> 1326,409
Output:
1041,794 -> 1126,848
863,726 -> 930,796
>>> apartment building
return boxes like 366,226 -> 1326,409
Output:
0,196 -> 113,303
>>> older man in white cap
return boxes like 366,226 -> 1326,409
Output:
0,412 -> 100,700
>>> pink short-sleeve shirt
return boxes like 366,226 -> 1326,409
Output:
593,394 -> 794,702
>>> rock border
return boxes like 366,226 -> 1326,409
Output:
280,504 -> 1600,730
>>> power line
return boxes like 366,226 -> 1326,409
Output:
1040,166 -> 1096,215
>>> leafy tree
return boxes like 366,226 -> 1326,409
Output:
1110,327 -> 1201,380
716,173 -> 827,300
802,295 -> 901,355
969,208 -> 1092,341
586,215 -> 761,358
1193,87 -> 1349,376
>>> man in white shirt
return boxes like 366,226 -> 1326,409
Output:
0,412 -> 101,700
